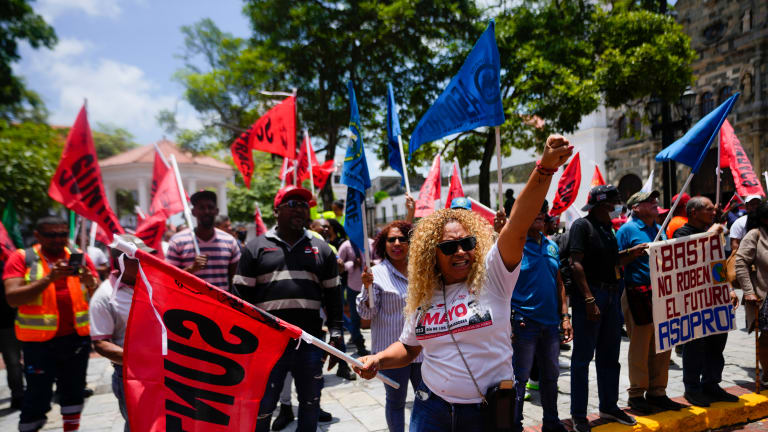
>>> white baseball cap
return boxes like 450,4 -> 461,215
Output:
745,194 -> 763,203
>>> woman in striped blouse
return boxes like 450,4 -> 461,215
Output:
358,220 -> 422,432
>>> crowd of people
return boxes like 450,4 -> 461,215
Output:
1,134 -> 767,432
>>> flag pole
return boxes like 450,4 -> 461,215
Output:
763,171 -> 768,194
78,216 -> 87,268
654,172 -> 695,242
169,155 -> 200,255
304,129 -> 315,196
153,141 -> 170,168
397,135 -> 411,193
360,195 -> 374,309
716,132 -> 722,207
495,126 -> 503,210
88,221 -> 97,248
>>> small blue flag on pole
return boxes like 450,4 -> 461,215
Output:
656,93 -> 739,174
386,83 -> 405,186
342,81 -> 372,256
409,20 -> 505,158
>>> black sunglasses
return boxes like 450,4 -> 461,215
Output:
436,236 -> 477,255
279,200 -> 309,209
386,236 -> 409,244
39,231 -> 69,239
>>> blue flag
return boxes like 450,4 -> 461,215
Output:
386,83 -> 405,186
342,81 -> 372,255
409,20 -> 505,158
656,93 -> 739,173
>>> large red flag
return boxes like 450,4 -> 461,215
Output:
253,205 -> 267,236
720,120 -> 765,197
231,126 -> 255,188
48,105 -> 124,237
149,150 -> 184,218
590,165 -> 605,188
295,133 -> 335,191
444,161 -> 465,208
248,96 -> 296,159
0,220 -> 15,261
134,212 -> 167,259
122,247 -> 302,432
415,155 -> 441,218
550,153 -> 581,216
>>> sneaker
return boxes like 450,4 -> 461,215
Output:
628,396 -> 656,414
524,390 -> 532,401
318,409 -> 332,422
599,407 -> 637,426
559,342 -> 571,351
526,380 -> 540,391
354,339 -> 370,357
645,394 -> 685,411
336,363 -> 357,381
684,391 -> 710,407
271,404 -> 294,431
704,385 -> 739,403
571,417 -> 591,432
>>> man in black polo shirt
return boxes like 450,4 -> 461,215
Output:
234,185 -> 343,432
673,196 -> 738,407
569,185 -> 645,431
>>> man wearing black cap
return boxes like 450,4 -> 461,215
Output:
568,185 -> 644,431
165,190 -> 241,291
233,185 -> 344,432
616,190 -> 685,414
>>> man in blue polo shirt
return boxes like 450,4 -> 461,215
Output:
617,190 -> 685,414
511,200 -> 572,432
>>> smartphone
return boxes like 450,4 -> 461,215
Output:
68,253 -> 84,275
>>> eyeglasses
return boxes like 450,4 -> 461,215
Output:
279,200 -> 309,209
436,236 -> 477,255
38,231 -> 69,239
386,236 -> 409,244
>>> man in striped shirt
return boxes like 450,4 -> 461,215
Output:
165,190 -> 241,292
234,185 -> 343,432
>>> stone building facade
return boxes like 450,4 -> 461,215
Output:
605,0 -> 767,205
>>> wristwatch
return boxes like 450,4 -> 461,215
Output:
561,313 -> 571,320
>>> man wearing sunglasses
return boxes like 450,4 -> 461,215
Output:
3,216 -> 99,432
233,185 -> 344,432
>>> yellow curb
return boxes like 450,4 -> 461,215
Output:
593,392 -> 768,432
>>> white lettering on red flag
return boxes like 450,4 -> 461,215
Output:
650,232 -> 735,353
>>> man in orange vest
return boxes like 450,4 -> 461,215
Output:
3,216 -> 99,432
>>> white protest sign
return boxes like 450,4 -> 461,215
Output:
650,231 -> 735,353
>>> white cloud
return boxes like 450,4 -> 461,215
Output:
37,0 -> 122,20
21,37 -> 201,143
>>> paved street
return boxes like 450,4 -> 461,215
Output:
0,305 -> 764,431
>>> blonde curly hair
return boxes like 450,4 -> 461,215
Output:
405,208 -> 495,314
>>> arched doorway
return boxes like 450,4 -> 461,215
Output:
618,174 -> 643,202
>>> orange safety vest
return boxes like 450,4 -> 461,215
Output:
14,244 -> 90,342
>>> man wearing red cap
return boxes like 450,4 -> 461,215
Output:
233,186 -> 343,432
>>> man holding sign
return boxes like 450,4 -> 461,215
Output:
617,191 -> 685,414
667,196 -> 739,406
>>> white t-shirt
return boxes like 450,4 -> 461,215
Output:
87,246 -> 109,267
399,243 -> 520,404
730,215 -> 748,242
89,275 -> 134,348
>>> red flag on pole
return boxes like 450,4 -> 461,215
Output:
550,153 -> 581,217
720,120 -> 765,197
468,198 -> 495,225
231,126 -> 255,188
590,165 -> 606,188
149,151 -> 184,218
722,192 -> 745,213
253,205 -> 267,236
0,220 -> 15,261
134,212 -> 167,259
295,134 -> 335,191
280,157 -> 297,186
248,96 -> 297,159
444,161 -> 465,208
48,105 -> 124,237
415,155 -> 441,218
122,246 -> 302,432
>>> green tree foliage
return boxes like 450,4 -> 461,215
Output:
225,152 -> 282,224
92,123 -> 139,160
0,0 -> 57,120
0,121 -> 65,220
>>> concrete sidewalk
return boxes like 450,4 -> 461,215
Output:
0,305 -> 764,431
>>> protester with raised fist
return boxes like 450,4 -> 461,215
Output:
353,135 -> 572,431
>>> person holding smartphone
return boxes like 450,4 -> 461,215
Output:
3,216 -> 99,432
353,135 -> 572,431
